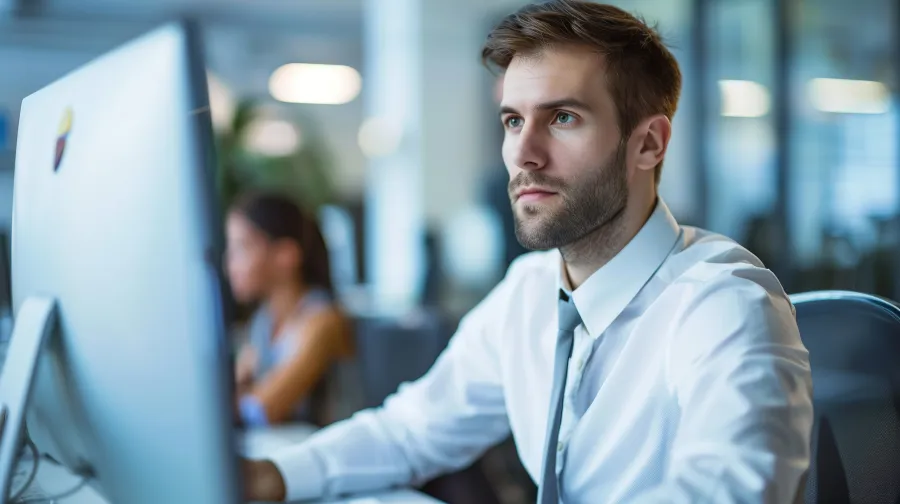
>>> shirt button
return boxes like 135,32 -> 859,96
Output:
577,358 -> 585,371
557,441 -> 565,452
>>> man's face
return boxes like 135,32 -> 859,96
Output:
501,46 -> 629,251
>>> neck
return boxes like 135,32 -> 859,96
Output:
265,281 -> 307,331
561,193 -> 657,290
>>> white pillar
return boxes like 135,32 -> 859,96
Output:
362,0 -> 528,312
362,0 -> 426,313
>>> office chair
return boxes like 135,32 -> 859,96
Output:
353,310 -> 450,409
352,310 -> 501,504
790,290 -> 900,504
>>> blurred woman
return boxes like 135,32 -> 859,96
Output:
226,192 -> 353,426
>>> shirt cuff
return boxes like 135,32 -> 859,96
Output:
239,395 -> 269,428
268,445 -> 327,502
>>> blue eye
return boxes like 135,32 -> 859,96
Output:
505,116 -> 523,128
555,112 -> 575,125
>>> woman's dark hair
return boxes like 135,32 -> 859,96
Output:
231,192 -> 334,295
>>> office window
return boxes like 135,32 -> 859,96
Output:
704,0 -> 778,263
788,0 -> 899,296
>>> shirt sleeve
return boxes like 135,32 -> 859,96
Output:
626,266 -> 814,504
267,266 -> 518,502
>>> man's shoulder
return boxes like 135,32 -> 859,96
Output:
657,226 -> 795,326
669,226 -> 774,287
661,228 -> 805,390
663,225 -> 795,328
680,226 -> 762,263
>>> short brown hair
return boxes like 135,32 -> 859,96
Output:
482,0 -> 682,183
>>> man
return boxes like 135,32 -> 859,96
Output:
243,1 -> 814,502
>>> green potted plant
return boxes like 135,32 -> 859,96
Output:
216,99 -> 337,214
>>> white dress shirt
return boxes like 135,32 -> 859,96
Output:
269,199 -> 814,503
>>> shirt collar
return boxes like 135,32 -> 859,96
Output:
558,198 -> 682,338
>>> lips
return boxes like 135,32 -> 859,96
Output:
515,188 -> 557,202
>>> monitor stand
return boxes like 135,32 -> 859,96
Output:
0,297 -> 56,504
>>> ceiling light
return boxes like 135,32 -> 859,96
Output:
269,63 -> 362,105
719,80 -> 771,118
809,78 -> 890,114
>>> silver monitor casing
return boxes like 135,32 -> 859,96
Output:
5,21 -> 238,504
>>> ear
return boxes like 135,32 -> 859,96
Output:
629,114 -> 672,175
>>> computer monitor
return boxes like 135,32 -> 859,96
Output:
2,22 -> 238,504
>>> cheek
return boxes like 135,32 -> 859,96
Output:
502,137 -> 520,180
227,252 -> 268,293
550,132 -> 608,175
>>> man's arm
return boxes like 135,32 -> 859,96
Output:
247,270 -> 518,502
626,268 -> 814,504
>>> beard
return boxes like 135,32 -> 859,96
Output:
508,144 -> 628,251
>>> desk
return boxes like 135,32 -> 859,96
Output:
13,425 -> 442,503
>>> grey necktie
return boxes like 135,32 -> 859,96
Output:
537,294 -> 582,504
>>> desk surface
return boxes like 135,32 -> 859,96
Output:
13,424 -> 442,504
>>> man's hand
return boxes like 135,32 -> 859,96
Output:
241,457 -> 287,502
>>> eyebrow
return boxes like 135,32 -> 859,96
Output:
499,98 -> 593,117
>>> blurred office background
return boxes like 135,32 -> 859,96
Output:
0,0 -> 898,502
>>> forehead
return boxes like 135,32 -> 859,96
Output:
227,212 -> 260,237
501,46 -> 610,107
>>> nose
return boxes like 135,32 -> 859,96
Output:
508,124 -> 548,172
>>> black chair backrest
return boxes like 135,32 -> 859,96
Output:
353,310 -> 451,409
790,291 -> 900,504
351,311 -> 502,504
